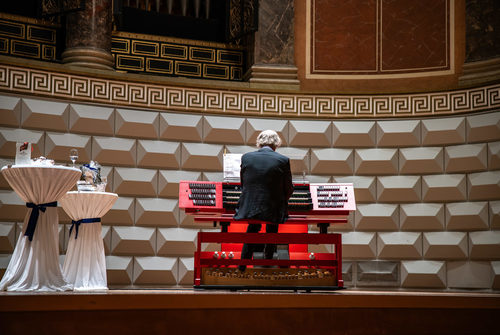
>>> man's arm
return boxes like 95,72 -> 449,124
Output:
283,159 -> 293,200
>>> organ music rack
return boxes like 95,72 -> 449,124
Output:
179,181 -> 356,291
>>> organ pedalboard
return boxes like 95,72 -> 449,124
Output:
179,181 -> 356,291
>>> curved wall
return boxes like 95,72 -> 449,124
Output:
0,61 -> 499,290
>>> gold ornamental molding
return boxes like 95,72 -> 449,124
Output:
0,61 -> 499,118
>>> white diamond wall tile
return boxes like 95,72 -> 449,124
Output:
225,145 -> 255,156
0,127 -> 44,158
133,256 -> 178,285
341,232 -> 376,259
102,225 -> 111,254
159,112 -> 203,142
468,171 -> 500,201
203,115 -> 245,144
157,228 -> 197,256
137,140 -> 180,169
135,198 -> 179,227
92,137 -> 136,166
488,141 -> 500,170
69,104 -> 114,135
400,203 -> 445,231
158,170 -> 202,198
376,120 -> 421,147
246,118 -> 289,146
422,174 -> 466,202
306,175 -> 332,183
399,147 -> 444,174
332,121 -> 376,148
202,172 -> 224,182
274,147 -> 309,174
308,239 -> 332,254
0,190 -> 26,221
21,98 -> 68,132
377,176 -> 421,203
469,231 -> 500,259
0,158 -> 13,189
446,201 -> 489,231
45,132 -> 91,164
354,149 -> 398,175
491,201 -> 500,229
311,148 -> 353,175
328,211 -> 354,231
100,166 -> 113,193
181,143 -> 223,171
334,176 -> 376,203
342,262 -> 353,283
423,232 -> 468,259
356,261 -> 399,287
355,204 -> 399,231
289,120 -> 332,147
0,255 -> 11,277
444,143 -> 487,173
102,197 -> 134,226
447,261 -> 493,289
106,255 -> 133,285
110,226 -> 155,256
421,117 -> 466,146
377,232 -> 422,259
178,257 -> 194,286
492,261 -> 500,290
115,108 -> 159,139
466,112 -> 500,143
0,95 -> 21,127
0,222 -> 16,253
113,167 -> 158,197
401,260 -> 446,288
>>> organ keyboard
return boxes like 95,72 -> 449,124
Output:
179,181 -> 356,291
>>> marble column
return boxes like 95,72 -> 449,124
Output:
245,0 -> 299,89
62,0 -> 114,70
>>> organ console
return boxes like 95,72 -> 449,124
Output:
179,181 -> 356,291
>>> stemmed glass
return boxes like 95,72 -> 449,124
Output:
69,148 -> 78,167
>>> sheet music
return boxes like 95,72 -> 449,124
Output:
223,153 -> 242,181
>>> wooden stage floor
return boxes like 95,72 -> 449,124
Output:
1,288 -> 499,335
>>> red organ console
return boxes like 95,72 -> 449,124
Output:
179,181 -> 356,291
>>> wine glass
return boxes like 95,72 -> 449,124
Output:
69,148 -> 78,167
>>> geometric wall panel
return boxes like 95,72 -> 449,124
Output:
246,118 -> 289,146
354,204 -> 399,231
401,260 -> 446,288
399,147 -> 444,174
45,132 -> 91,164
333,176 -> 376,203
354,148 -> 398,175
0,95 -> 21,127
377,176 -> 421,203
133,256 -> 178,285
110,226 -> 155,256
276,147 -> 310,175
113,167 -> 158,197
444,143 -> 487,173
69,104 -> 114,135
115,108 -> 159,139
469,231 -> 500,259
445,202 -> 489,231
467,171 -> 500,201
0,127 -> 45,158
421,117 -> 465,146
447,261 -> 493,289
0,158 -> 13,189
289,120 -> 332,147
493,261 -> 500,290
106,255 -> 133,285
0,222 -> 16,253
157,228 -> 197,256
21,98 -> 68,132
0,190 -> 26,222
400,203 -> 444,231
102,196 -> 134,226
135,198 -> 179,227
422,174 -> 466,202
203,115 -> 245,144
423,232 -> 468,259
181,143 -> 223,171
377,232 -> 422,259
92,136 -> 136,166
491,201 -> 500,229
159,112 -> 203,142
376,120 -> 420,147
488,141 -> 500,170
341,231 -> 376,259
356,261 -> 399,287
178,256 -> 194,286
332,121 -> 376,148
137,140 -> 181,169
466,112 -> 500,143
311,148 -> 353,175
158,170 -> 202,198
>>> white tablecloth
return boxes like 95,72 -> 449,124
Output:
60,191 -> 117,291
0,165 -> 81,291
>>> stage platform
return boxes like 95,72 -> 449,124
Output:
1,288 -> 499,335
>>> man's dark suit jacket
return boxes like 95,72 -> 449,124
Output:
234,146 -> 294,223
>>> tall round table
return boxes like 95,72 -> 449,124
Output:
60,191 -> 118,291
0,165 -> 81,291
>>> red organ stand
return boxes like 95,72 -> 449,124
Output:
179,181 -> 356,291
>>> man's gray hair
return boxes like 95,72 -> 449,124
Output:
256,130 -> 282,149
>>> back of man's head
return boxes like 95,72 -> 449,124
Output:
256,130 -> 282,150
